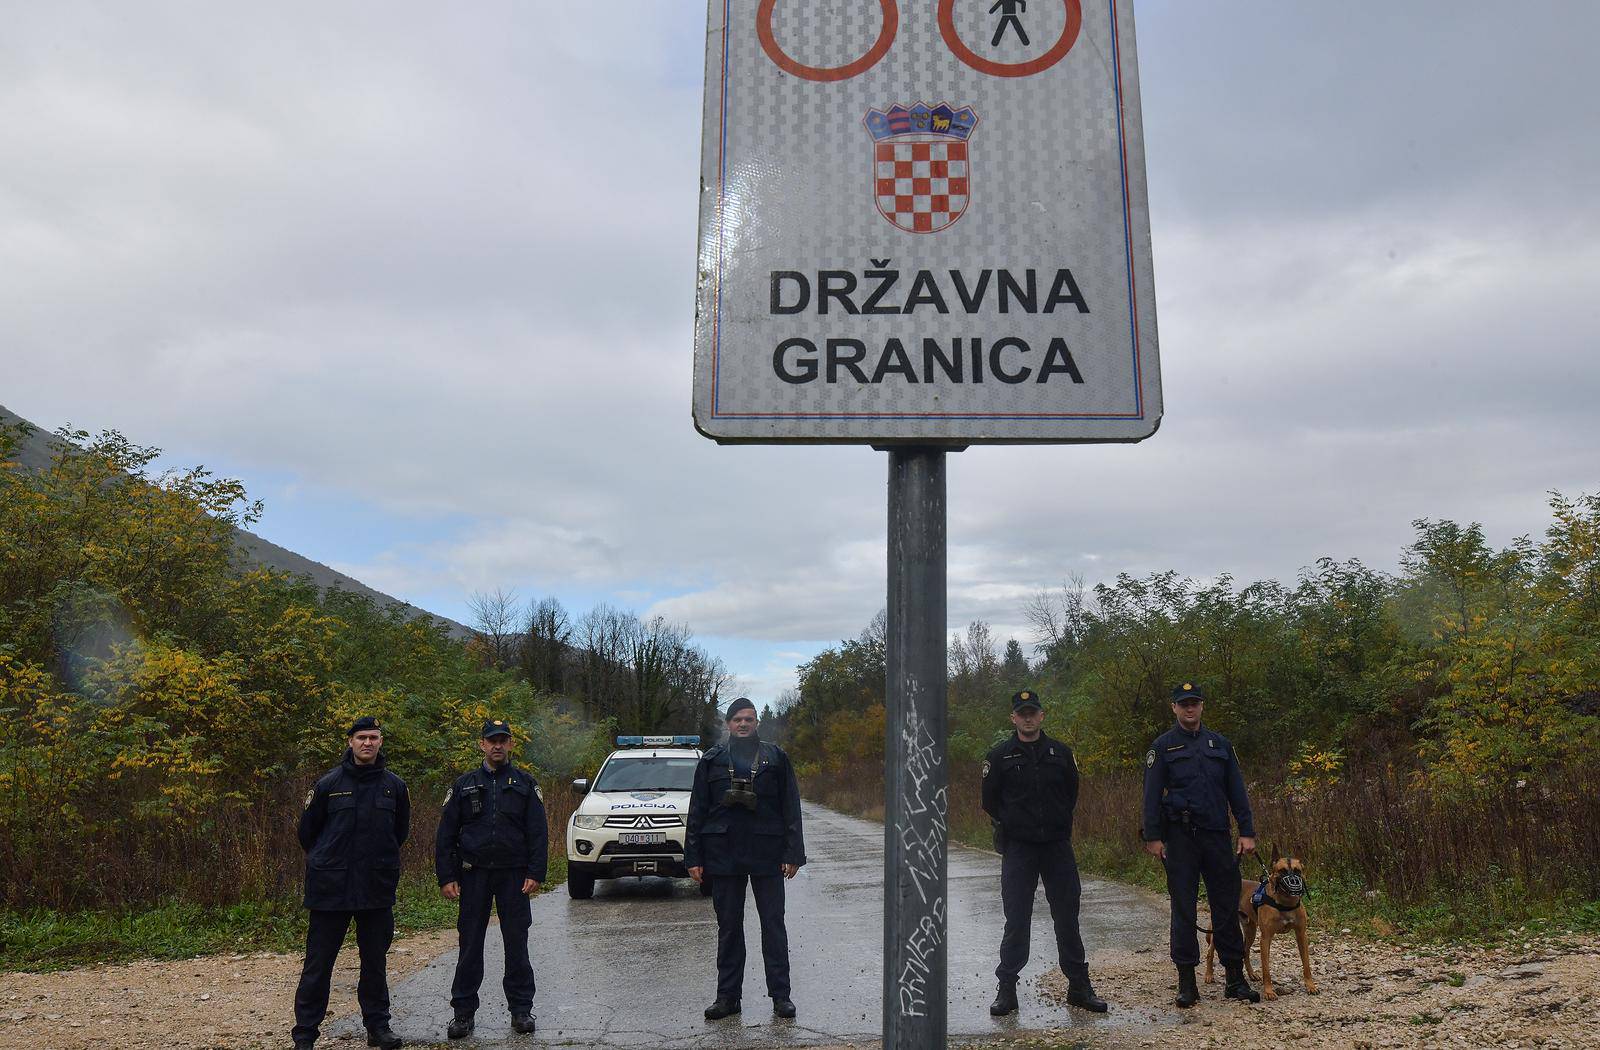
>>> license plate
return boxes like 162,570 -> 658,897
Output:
619,832 -> 666,845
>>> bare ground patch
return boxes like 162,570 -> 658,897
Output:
1024,932 -> 1600,1049
0,927 -> 457,1050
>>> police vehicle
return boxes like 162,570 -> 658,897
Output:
566,735 -> 709,899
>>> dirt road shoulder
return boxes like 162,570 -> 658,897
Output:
1,926 -> 458,1050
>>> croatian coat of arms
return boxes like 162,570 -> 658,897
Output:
863,101 -> 979,234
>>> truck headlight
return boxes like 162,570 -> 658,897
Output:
572,814 -> 606,830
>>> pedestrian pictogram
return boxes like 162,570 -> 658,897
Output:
989,0 -> 1029,46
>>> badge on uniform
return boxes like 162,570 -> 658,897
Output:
1145,749 -> 1156,768
304,788 -> 316,809
981,760 -> 991,778
442,787 -> 453,807
1209,739 -> 1216,748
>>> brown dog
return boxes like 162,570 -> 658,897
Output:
1205,854 -> 1318,1000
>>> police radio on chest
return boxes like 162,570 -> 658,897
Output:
462,784 -> 485,816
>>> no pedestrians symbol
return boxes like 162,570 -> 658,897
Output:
694,0 -> 1161,445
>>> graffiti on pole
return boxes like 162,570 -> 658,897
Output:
895,705 -> 948,1016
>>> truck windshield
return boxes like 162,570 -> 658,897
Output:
594,756 -> 698,792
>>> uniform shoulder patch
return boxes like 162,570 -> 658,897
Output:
981,759 -> 991,777
1145,749 -> 1156,768
442,786 -> 453,807
303,788 -> 315,809
534,783 -> 543,801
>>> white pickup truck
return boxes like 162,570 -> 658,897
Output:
565,735 -> 712,899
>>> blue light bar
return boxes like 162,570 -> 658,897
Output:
615,735 -> 701,747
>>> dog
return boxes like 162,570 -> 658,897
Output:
1204,852 -> 1318,1000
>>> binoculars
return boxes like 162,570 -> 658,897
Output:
724,776 -> 758,811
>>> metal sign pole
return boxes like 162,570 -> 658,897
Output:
883,446 -> 948,1048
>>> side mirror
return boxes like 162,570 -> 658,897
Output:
571,778 -> 589,794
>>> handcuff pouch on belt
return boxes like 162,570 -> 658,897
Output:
1162,790 -> 1194,835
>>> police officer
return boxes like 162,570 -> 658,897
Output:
435,719 -> 548,1039
292,716 -> 410,1050
981,690 -> 1107,1016
685,697 -> 806,1022
1141,683 -> 1261,1007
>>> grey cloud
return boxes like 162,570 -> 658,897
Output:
3,2 -> 1597,691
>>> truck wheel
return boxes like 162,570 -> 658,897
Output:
568,870 -> 595,899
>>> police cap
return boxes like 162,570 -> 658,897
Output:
347,716 -> 381,736
724,697 -> 756,721
481,718 -> 513,739
1011,690 -> 1044,712
1170,682 -> 1206,704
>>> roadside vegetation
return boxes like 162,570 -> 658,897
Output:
0,421 -> 717,970
776,493 -> 1600,942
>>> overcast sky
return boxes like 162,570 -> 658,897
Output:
4,2 -> 1597,706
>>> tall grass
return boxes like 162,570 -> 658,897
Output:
802,752 -> 1600,936
5,771 -> 580,914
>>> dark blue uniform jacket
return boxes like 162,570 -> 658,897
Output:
980,731 -> 1079,843
684,740 -> 806,876
1141,724 -> 1255,840
298,750 -> 411,911
434,762 -> 549,885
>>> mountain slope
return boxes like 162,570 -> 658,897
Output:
1,402 -> 472,640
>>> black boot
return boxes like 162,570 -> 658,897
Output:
510,1012 -> 536,1034
1065,972 -> 1108,1013
446,1013 -> 474,1040
366,1027 -> 402,1050
1175,964 -> 1200,1008
703,997 -> 741,1020
1224,961 -> 1261,1003
989,978 -> 1019,1016
772,998 -> 796,1018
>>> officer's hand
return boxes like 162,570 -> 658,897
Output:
1143,840 -> 1166,861
522,879 -> 539,895
441,881 -> 460,900
688,866 -> 704,884
782,863 -> 798,879
1238,836 -> 1257,855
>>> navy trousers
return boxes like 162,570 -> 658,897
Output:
996,837 -> 1087,982
710,872 -> 791,1000
450,867 -> 535,1015
292,908 -> 393,1043
1163,826 -> 1247,966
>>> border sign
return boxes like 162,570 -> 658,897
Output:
694,0 -> 1161,444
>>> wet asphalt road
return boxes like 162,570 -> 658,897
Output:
333,801 -> 1166,1047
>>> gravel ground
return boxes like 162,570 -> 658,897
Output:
0,927 -> 457,1050
1023,931 -> 1600,1050
3,927 -> 1596,1049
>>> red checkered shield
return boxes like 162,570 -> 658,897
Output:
873,138 -> 971,234
865,102 -> 979,235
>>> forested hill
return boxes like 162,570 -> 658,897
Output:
1,411 -> 733,915
0,402 -> 470,639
